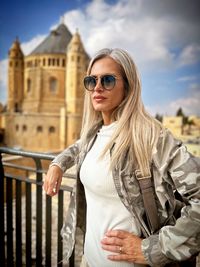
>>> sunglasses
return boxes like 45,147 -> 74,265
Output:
83,74 -> 119,91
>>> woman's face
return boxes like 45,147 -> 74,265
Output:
89,56 -> 125,125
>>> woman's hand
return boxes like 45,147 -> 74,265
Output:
101,229 -> 147,264
43,165 -> 63,196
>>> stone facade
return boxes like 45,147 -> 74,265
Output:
163,115 -> 200,157
162,116 -> 183,137
4,24 -> 89,152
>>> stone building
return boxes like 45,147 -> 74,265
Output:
162,116 -> 183,137
4,23 -> 89,152
163,115 -> 200,157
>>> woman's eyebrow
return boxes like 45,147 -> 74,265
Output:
90,72 -> 118,77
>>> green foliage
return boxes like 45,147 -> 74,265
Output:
155,113 -> 163,122
176,107 -> 188,125
176,107 -> 184,117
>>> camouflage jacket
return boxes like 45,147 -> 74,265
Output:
52,127 -> 200,267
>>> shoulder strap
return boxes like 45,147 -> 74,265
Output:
135,170 -> 160,234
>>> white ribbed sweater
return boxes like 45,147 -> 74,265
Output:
80,123 -> 142,267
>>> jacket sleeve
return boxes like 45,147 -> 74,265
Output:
141,129 -> 200,266
50,140 -> 81,173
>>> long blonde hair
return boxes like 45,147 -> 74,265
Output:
81,48 -> 162,176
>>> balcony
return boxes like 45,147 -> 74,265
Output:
1,147 -> 199,267
0,147 -> 77,267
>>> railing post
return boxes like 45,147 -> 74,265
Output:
0,153 -> 5,265
6,176 -> 14,266
26,181 -> 32,266
46,195 -> 52,266
57,190 -> 64,266
0,147 -> 75,267
34,158 -> 43,267
16,179 -> 22,266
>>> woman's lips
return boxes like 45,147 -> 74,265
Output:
93,95 -> 106,101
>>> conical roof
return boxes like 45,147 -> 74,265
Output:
30,24 -> 72,55
67,30 -> 90,60
9,37 -> 24,58
68,30 -> 85,53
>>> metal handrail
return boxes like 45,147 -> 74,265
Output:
0,146 -> 55,160
0,146 -> 75,267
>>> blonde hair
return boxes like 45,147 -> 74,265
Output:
81,48 -> 162,176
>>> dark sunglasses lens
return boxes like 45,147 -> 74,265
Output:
84,77 -> 96,90
102,75 -> 116,90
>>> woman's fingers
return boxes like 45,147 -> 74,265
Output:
55,175 -> 62,194
101,236 -> 122,246
101,229 -> 147,264
43,165 -> 63,196
101,244 -> 122,254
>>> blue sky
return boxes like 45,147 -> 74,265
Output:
0,0 -> 200,116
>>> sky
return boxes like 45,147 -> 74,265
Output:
0,0 -> 200,116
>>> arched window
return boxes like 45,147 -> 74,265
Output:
22,125 -> 27,132
37,126 -> 43,132
27,78 -> 31,93
15,103 -> 19,112
49,126 -> 55,133
49,77 -> 57,93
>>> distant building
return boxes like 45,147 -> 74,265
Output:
163,115 -> 200,157
184,139 -> 200,157
162,116 -> 183,137
2,23 -> 89,152
0,104 -> 5,143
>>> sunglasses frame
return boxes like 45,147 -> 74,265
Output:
83,74 -> 118,91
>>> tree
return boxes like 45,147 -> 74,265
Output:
176,107 -> 184,117
176,108 -> 188,125
155,113 -> 163,122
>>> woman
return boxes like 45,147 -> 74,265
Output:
43,48 -> 200,267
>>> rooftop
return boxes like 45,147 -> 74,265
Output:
30,24 -> 72,55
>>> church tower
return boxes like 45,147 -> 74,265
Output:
5,24 -> 90,151
7,38 -> 24,112
65,30 -> 89,145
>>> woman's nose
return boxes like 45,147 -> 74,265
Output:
94,78 -> 103,92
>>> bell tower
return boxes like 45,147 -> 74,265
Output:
65,30 -> 89,145
7,37 -> 24,112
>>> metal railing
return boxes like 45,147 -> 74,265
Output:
0,147 -> 75,267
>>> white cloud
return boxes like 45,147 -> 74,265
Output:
0,59 -> 8,86
21,34 -> 46,55
62,0 -> 176,70
0,59 -> 8,104
1,0 -> 200,113
178,44 -> 200,66
61,0 -> 199,70
177,75 -> 197,82
147,83 -> 200,116
0,35 -> 46,104
169,96 -> 200,116
1,0 -> 199,73
188,82 -> 200,95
